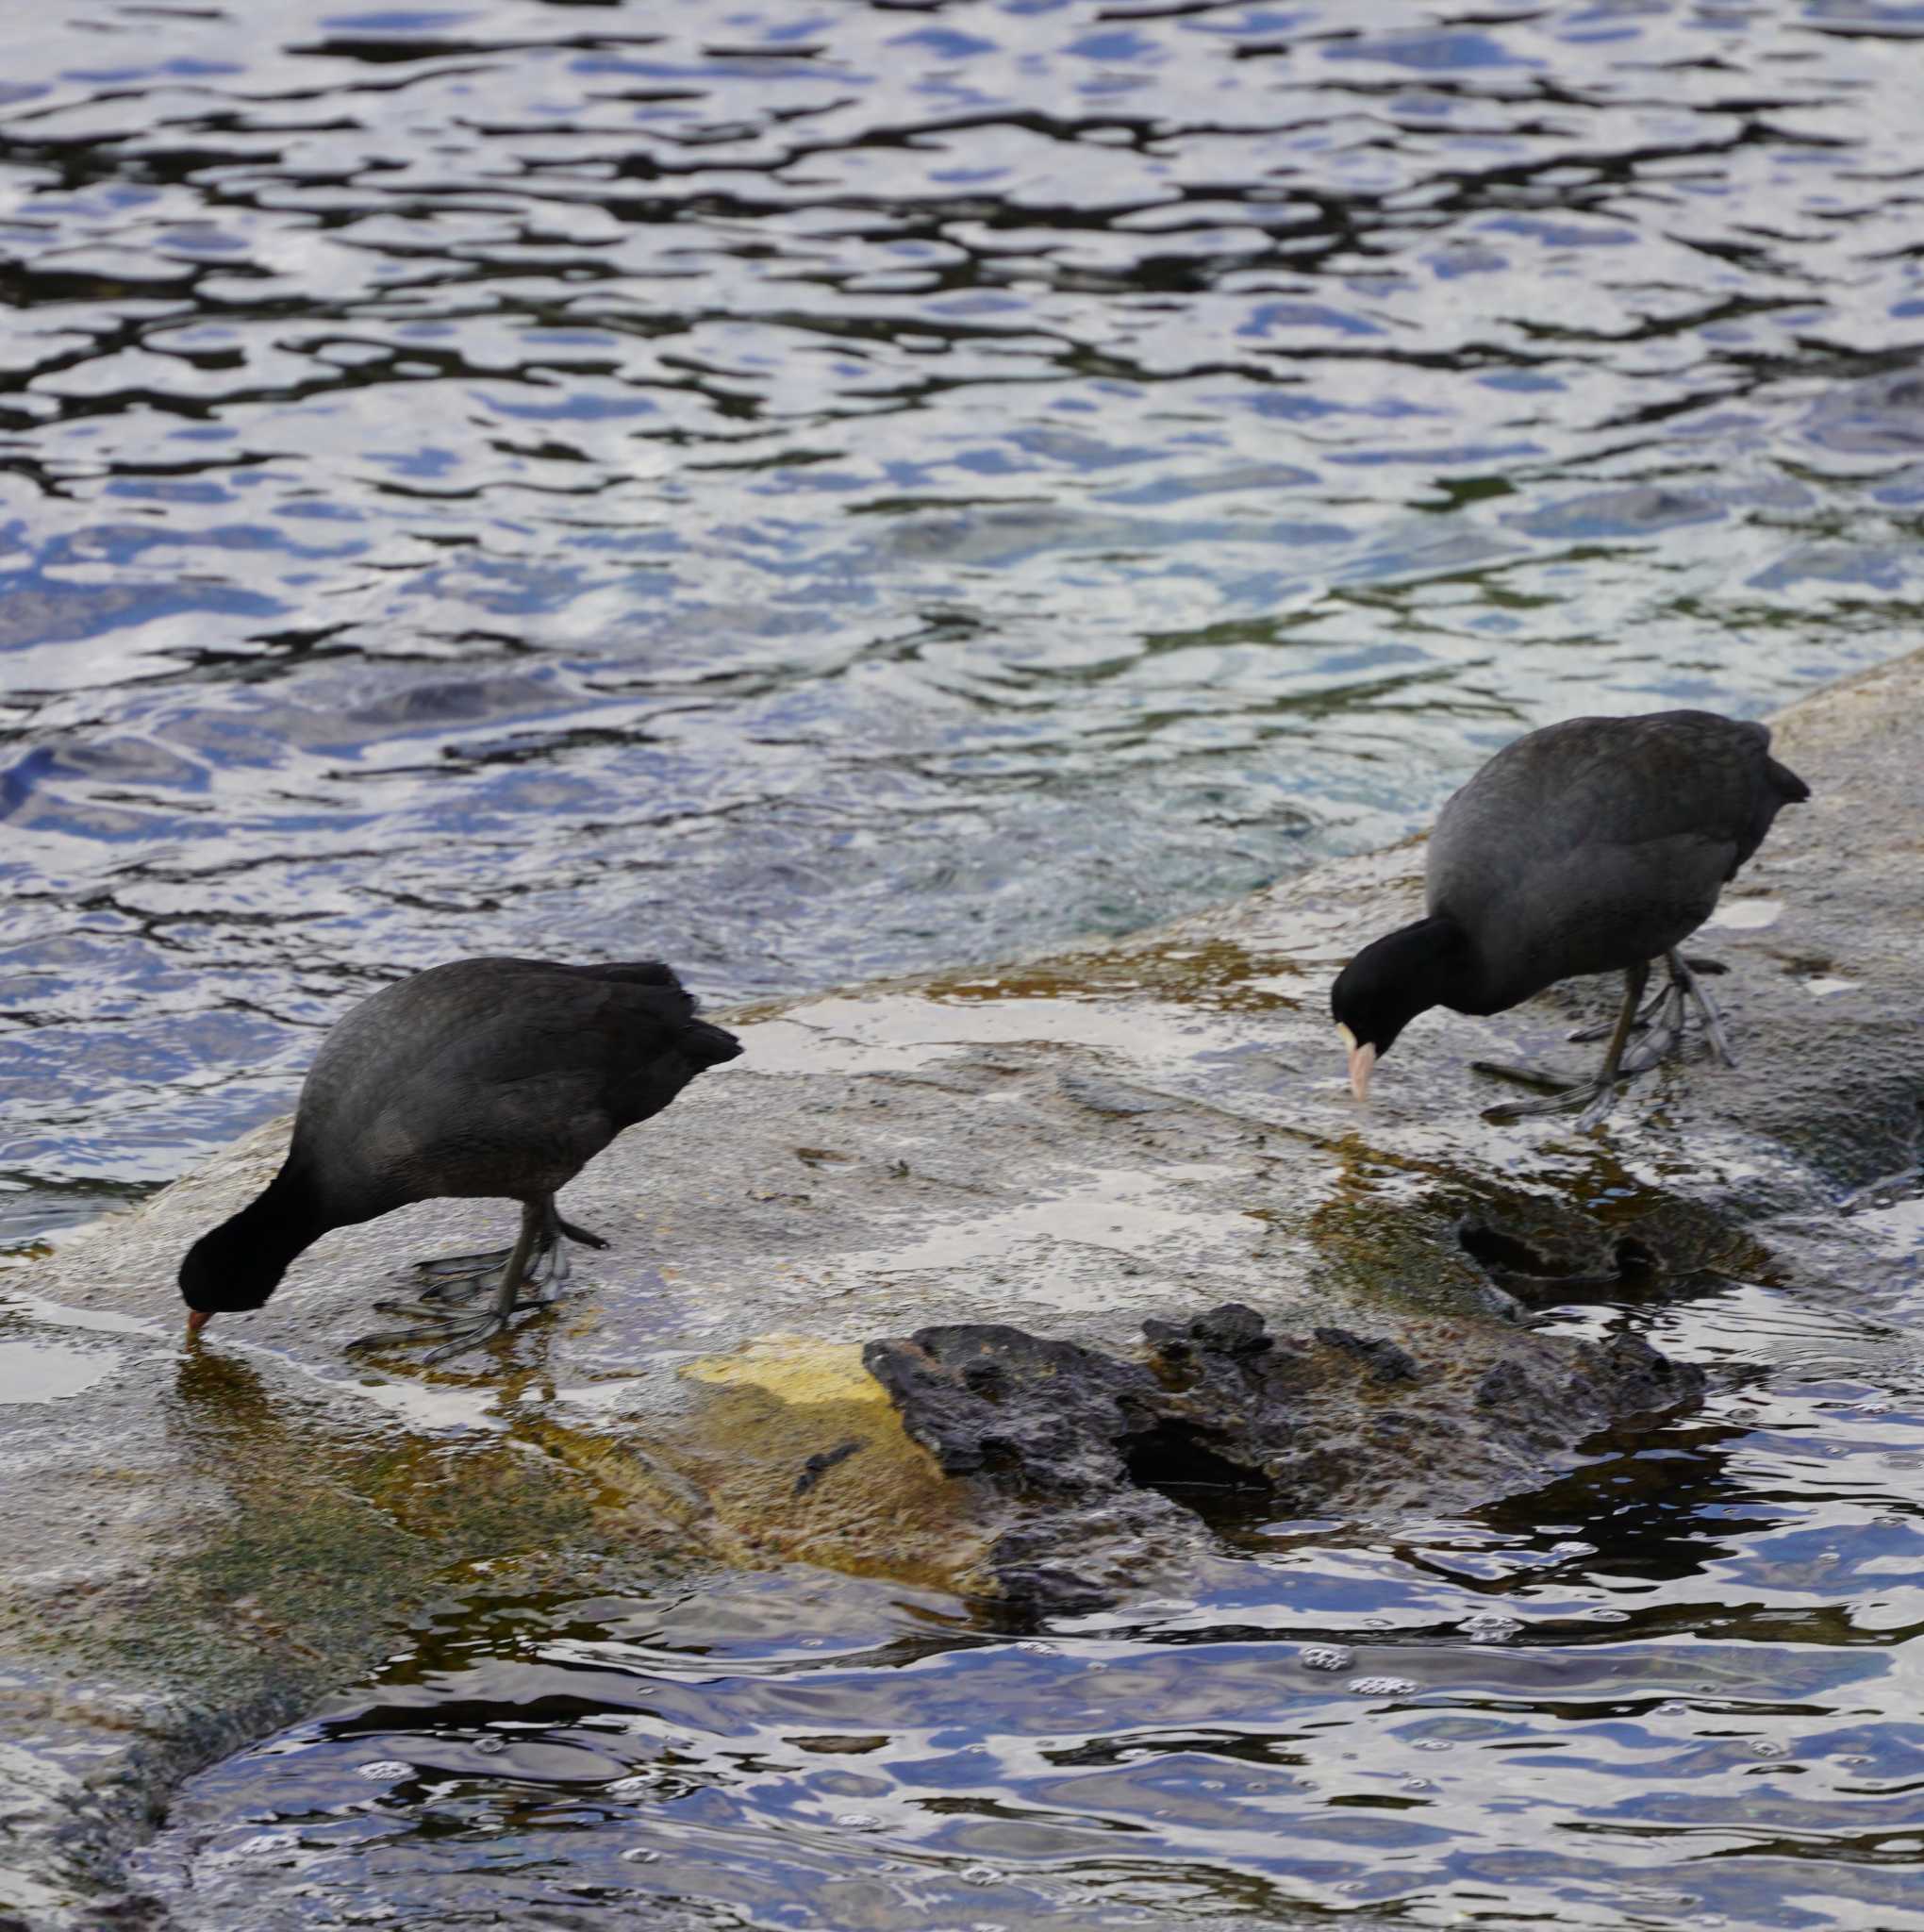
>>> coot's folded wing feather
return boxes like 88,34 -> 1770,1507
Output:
294,958 -> 736,1207
1426,713 -> 1786,1008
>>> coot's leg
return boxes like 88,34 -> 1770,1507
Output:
1567,976 -> 1667,1043
1616,950 -> 1733,1075
1673,948 -> 1736,1066
1568,950 -> 1731,1046
1479,959 -> 1650,1126
409,1200 -> 605,1303
1614,966 -> 1687,1076
350,1198 -> 565,1361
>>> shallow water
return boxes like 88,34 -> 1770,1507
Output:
8,3 -> 1924,1924
6,0 -> 1924,1239
139,1232 -> 1924,1931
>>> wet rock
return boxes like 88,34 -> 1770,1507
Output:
1314,1326 -> 1422,1384
793,1440 -> 863,1495
8,646 -> 1923,1922
1476,1359 -> 1534,1409
1142,1301 -> 1272,1361
864,1324 -> 1163,1501
1451,1185 -> 1768,1311
866,1304 -> 1700,1607
1575,1332 -> 1708,1418
1474,1333 -> 1705,1439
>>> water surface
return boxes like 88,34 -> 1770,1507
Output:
6,0 -> 1924,1238
7,4 -> 1924,1925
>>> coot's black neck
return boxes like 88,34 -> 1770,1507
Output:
182,1158 -> 335,1315
1421,910 -> 1496,1015
1390,912 -> 1484,1017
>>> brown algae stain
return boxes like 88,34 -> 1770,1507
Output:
664,1337 -> 990,1593
930,935 -> 1306,1016
517,1338 -> 989,1594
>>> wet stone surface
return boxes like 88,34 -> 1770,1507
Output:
867,1307 -> 1706,1610
5,647 -> 1923,1926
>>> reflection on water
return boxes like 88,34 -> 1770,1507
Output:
140,1259 -> 1924,1930
6,0 -> 1924,1233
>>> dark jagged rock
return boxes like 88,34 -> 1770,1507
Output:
862,1324 -> 1164,1499
863,1324 -> 1203,1609
1141,1301 -> 1274,1363
1474,1332 -> 1706,1442
864,1303 -> 1703,1607
1314,1325 -> 1422,1384
793,1440 -> 863,1495
1576,1331 -> 1709,1416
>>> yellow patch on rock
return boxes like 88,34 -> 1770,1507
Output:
674,1336 -> 986,1593
532,1337 -> 989,1597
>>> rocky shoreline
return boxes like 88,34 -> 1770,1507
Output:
5,645 -> 1922,1926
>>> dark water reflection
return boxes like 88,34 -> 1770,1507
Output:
6,0 -> 1924,1234
140,1255 -> 1924,1930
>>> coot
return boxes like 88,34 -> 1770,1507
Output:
179,958 -> 742,1361
1330,710 -> 1809,1125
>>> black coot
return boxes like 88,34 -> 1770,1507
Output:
178,958 -> 742,1361
1330,710 -> 1809,1125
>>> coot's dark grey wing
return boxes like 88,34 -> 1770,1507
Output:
294,958 -> 736,1211
1426,712 -> 1802,1008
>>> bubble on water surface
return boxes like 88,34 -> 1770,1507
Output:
1300,1645 -> 1354,1672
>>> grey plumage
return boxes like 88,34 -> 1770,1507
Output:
178,957 -> 741,1357
1331,709 -> 1809,1122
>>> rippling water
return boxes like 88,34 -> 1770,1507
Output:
8,3 -> 1924,1924
6,0 -> 1924,1239
140,1257 -> 1924,1931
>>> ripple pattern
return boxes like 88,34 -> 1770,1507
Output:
2,5 -> 1922,1219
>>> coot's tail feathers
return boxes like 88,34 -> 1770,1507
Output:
568,959 -> 740,1063
585,961 -> 686,991
683,1018 -> 744,1068
587,960 -> 742,1063
1767,757 -> 1811,805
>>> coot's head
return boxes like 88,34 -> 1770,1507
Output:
1330,919 -> 1462,1102
177,1186 -> 317,1338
